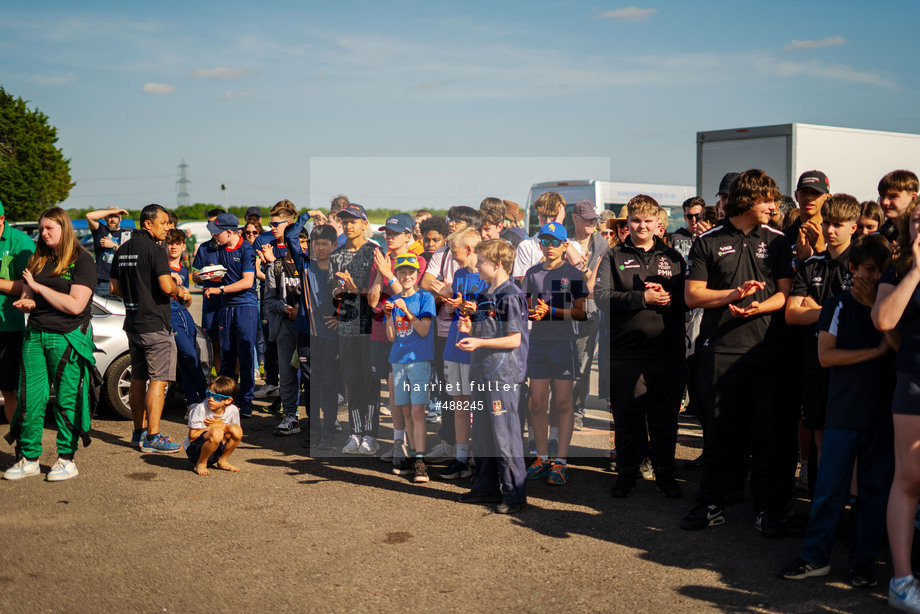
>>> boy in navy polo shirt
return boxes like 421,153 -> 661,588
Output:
780,234 -> 894,588
192,207 -> 226,372
595,195 -> 687,499
522,222 -> 587,486
456,239 -> 529,514
204,213 -> 259,417
681,169 -> 794,533
384,254 -> 436,483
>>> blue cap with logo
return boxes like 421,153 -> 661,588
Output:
538,222 -> 568,243
337,203 -> 368,221
207,212 -> 240,235
379,212 -> 415,234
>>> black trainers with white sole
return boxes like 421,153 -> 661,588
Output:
680,504 -> 725,530
778,557 -> 830,580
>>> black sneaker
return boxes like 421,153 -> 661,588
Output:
611,474 -> 637,498
655,473 -> 683,499
438,459 -> 472,480
392,458 -> 414,476
413,458 -> 429,483
458,490 -> 503,504
755,511 -> 785,539
680,504 -> 725,530
847,561 -> 877,588
495,500 -> 526,514
778,557 -> 830,580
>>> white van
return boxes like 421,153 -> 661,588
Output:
524,180 -> 697,235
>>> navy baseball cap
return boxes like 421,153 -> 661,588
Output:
207,212 -> 240,235
796,170 -> 830,194
337,203 -> 368,221
379,213 -> 414,234
538,222 -> 568,243
717,172 -> 740,196
245,206 -> 262,218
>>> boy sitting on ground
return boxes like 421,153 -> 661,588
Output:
186,376 -> 244,476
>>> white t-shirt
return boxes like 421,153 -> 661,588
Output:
425,246 -> 461,337
187,401 -> 242,429
511,234 -> 584,279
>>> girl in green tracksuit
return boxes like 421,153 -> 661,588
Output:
4,207 -> 97,482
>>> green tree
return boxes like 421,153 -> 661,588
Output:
0,86 -> 74,220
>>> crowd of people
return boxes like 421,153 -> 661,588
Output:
1,166 -> 920,610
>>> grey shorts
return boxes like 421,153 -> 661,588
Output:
127,329 -> 177,382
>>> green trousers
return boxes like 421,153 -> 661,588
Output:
12,327 -> 93,459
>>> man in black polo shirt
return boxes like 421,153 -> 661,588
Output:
680,169 -> 794,533
110,204 -> 190,454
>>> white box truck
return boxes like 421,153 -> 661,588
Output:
524,180 -> 696,235
697,123 -> 920,202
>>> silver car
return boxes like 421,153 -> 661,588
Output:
91,291 -> 213,419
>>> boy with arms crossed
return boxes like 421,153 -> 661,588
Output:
681,169 -> 794,533
456,240 -> 529,514
521,222 -> 587,486
595,196 -> 687,498
186,376 -> 244,476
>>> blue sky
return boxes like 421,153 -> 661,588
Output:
2,1 -> 918,213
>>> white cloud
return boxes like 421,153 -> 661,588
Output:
187,66 -> 257,79
783,36 -> 848,51
220,91 -> 252,99
595,7 -> 659,22
754,57 -> 896,89
27,71 -> 76,85
142,82 -> 176,94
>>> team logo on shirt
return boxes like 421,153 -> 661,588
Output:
717,245 -> 735,257
842,273 -> 852,290
559,277 -> 570,293
756,242 -> 768,259
395,316 -> 412,338
492,401 -> 504,415
618,259 -> 640,270
656,258 -> 673,277
811,275 -> 823,288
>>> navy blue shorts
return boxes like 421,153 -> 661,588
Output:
893,372 -> 920,416
186,434 -> 225,465
527,339 -> 577,380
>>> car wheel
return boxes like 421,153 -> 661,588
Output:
103,354 -> 169,419
104,354 -> 133,419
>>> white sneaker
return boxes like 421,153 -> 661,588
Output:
890,576 -> 920,613
254,384 -> 279,399
4,457 -> 41,480
274,415 -> 301,436
342,434 -> 361,454
425,440 -> 455,463
358,436 -> 380,455
47,458 -> 79,482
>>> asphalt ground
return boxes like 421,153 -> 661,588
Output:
0,291 -> 896,613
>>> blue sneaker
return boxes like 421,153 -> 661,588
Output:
547,461 -> 568,485
130,430 -> 147,448
526,458 -> 553,480
141,433 -> 182,454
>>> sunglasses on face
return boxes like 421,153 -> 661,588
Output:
615,221 -> 627,229
685,213 -> 700,221
206,390 -> 231,401
600,230 -> 615,237
244,231 -> 259,237
540,238 -> 563,247
269,221 -> 287,228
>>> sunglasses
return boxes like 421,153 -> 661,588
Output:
206,390 -> 231,401
540,238 -> 564,247
244,231 -> 259,237
685,213 -> 700,221
600,230 -> 616,237
395,255 -> 419,265
269,221 -> 287,228
615,221 -> 628,229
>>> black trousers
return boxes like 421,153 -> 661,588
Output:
306,333 -> 340,438
338,335 -> 378,437
609,358 -> 685,475
696,351 -> 782,514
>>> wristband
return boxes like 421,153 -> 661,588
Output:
387,277 -> 396,286
551,306 -> 556,318
220,286 -> 225,294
